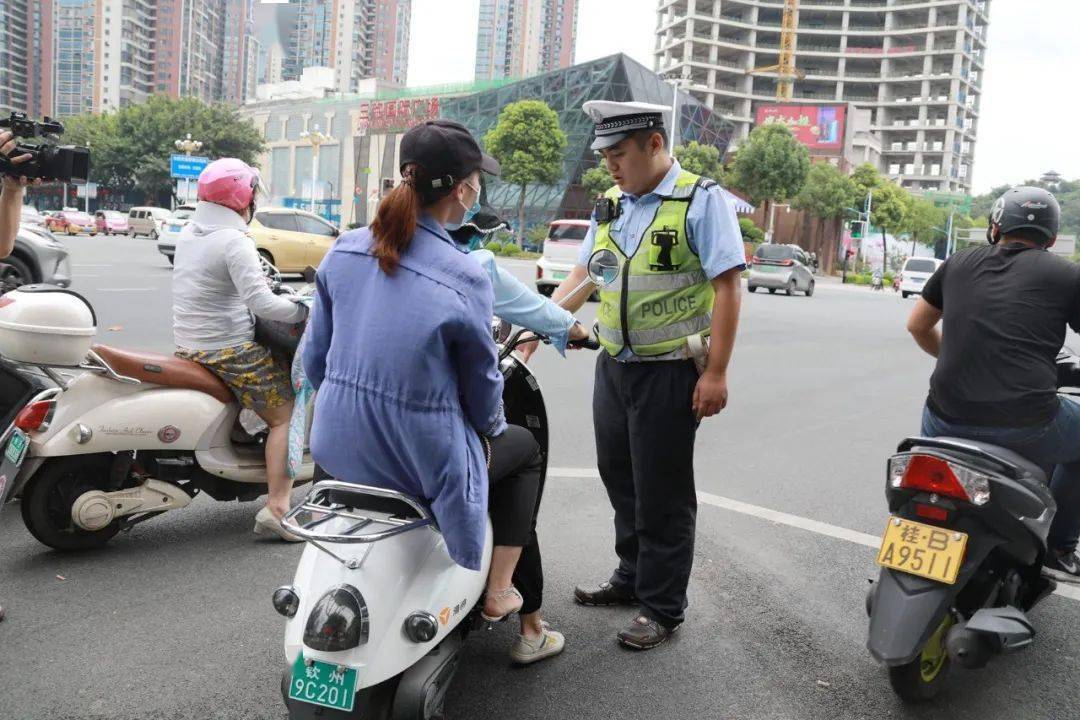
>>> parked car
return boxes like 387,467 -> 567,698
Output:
897,256 -> 943,298
44,208 -> 95,235
155,205 -> 197,265
747,243 -> 816,296
7,224 -> 72,288
20,206 -> 46,227
535,219 -> 591,297
160,206 -> 340,272
94,210 -> 130,235
250,207 -> 340,272
127,206 -> 173,239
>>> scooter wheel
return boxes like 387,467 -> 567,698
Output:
886,614 -> 954,703
21,456 -> 121,551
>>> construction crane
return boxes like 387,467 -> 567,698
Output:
747,0 -> 803,100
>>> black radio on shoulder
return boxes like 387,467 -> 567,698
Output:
593,196 -> 620,224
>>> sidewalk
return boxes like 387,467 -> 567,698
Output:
814,273 -> 903,295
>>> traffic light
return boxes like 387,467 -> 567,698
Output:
850,223 -> 862,239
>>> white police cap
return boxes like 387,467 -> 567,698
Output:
583,100 -> 670,151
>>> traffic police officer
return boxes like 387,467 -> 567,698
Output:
527,100 -> 745,650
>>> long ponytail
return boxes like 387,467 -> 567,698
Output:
370,163 -> 448,274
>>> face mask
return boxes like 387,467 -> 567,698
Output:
444,181 -> 481,232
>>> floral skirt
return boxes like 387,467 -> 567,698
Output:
175,342 -> 293,412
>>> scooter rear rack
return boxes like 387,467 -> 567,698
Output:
282,480 -> 435,568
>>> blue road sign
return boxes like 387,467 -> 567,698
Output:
170,154 -> 210,180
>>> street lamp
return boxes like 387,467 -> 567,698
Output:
300,124 -> 332,215
174,134 -> 204,206
765,203 -> 790,244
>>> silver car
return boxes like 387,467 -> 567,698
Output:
747,243 -> 815,297
7,225 -> 72,288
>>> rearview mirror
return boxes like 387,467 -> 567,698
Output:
587,248 -> 621,288
491,317 -> 511,344
302,266 -> 317,284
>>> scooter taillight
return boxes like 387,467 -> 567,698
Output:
303,584 -> 370,652
15,400 -> 55,432
888,453 -> 991,506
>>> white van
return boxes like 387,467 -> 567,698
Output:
127,207 -> 173,239
898,257 -> 944,298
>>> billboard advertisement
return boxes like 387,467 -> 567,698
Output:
755,104 -> 846,153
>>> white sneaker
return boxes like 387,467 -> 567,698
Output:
510,623 -> 565,665
254,506 -> 302,542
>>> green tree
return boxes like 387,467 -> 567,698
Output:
580,162 -> 613,199
739,217 -> 764,243
869,181 -> 911,277
729,124 -> 809,238
850,163 -> 882,204
903,198 -> 948,253
63,95 -> 265,205
792,162 -> 857,263
1059,187 -> 1080,237
483,100 -> 567,246
673,141 -> 724,182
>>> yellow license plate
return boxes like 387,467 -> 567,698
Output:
876,517 -> 967,585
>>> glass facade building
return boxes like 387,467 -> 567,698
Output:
244,54 -> 735,229
444,53 -> 735,226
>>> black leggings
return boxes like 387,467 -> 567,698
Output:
314,425 -> 546,613
487,424 -> 545,614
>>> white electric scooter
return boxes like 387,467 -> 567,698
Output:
274,250 -> 619,720
0,263 -> 315,551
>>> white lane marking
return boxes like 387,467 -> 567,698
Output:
98,287 -> 156,292
547,467 -> 1080,603
72,264 -> 113,268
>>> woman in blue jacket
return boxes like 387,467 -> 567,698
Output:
303,120 -> 565,665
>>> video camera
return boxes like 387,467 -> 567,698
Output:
0,112 -> 90,184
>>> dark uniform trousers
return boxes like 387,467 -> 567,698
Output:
593,351 -> 699,629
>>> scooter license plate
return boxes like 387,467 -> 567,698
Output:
288,654 -> 358,713
0,428 -> 27,504
877,517 -> 967,585
552,270 -> 568,280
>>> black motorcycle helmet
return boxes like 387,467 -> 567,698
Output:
986,186 -> 1061,245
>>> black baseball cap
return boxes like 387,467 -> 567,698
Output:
400,120 -> 500,190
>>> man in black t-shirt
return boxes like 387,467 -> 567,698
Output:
907,186 -> 1080,580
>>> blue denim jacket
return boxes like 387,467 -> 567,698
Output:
302,215 -> 505,571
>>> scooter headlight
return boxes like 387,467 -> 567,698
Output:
303,584 -> 369,651
403,612 -> 438,643
272,586 -> 300,618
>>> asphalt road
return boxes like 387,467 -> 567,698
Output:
1,235 -> 1078,720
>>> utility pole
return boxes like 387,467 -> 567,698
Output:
665,70 -> 692,153
945,207 -> 955,258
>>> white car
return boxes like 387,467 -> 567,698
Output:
898,257 -> 944,298
156,205 -> 197,264
535,219 -> 591,297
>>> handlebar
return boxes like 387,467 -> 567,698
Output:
498,323 -> 601,361
567,334 -> 601,351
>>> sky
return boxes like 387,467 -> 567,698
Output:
405,0 -> 1079,195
